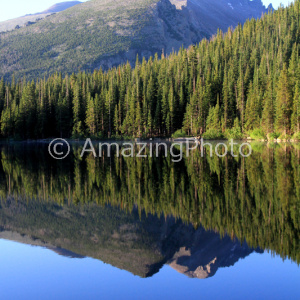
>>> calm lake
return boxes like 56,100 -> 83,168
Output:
0,141 -> 299,299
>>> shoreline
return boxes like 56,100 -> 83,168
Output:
1,137 -> 299,144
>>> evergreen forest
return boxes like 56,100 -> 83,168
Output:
0,1 -> 300,140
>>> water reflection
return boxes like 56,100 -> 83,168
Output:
0,199 -> 261,278
0,141 -> 299,278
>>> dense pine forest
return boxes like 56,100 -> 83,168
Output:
0,1 -> 300,140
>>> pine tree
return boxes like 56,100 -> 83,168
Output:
262,79 -> 275,134
86,95 -> 96,136
291,83 -> 300,133
245,81 -> 260,130
72,83 -> 84,137
275,66 -> 293,135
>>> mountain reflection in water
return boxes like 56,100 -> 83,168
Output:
0,141 -> 299,279
0,200 -> 262,279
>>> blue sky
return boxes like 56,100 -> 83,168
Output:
0,0 -> 293,23
0,0 -> 89,22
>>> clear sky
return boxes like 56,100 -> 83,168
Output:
0,0 -> 89,22
0,0 -> 293,23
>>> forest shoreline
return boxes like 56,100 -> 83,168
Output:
1,137 -> 299,144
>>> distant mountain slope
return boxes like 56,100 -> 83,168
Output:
0,0 -> 270,80
40,1 -> 82,14
0,1 -> 82,33
0,14 -> 51,33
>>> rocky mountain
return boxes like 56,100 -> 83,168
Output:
167,228 -> 256,279
0,198 -> 261,278
0,0 -> 271,80
0,1 -> 82,33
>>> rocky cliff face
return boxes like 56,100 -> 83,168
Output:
92,0 -> 272,70
167,227 -> 258,279
170,0 -> 272,39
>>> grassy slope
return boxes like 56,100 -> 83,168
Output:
0,0 -> 159,79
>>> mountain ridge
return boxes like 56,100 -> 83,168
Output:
0,0 -> 270,80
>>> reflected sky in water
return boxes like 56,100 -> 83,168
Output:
0,239 -> 299,300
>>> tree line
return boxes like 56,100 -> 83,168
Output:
0,1 -> 300,140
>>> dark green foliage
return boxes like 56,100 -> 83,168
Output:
0,142 -> 299,264
0,1 -> 300,139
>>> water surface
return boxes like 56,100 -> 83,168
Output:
0,142 -> 299,299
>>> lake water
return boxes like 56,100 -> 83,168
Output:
0,142 -> 299,299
